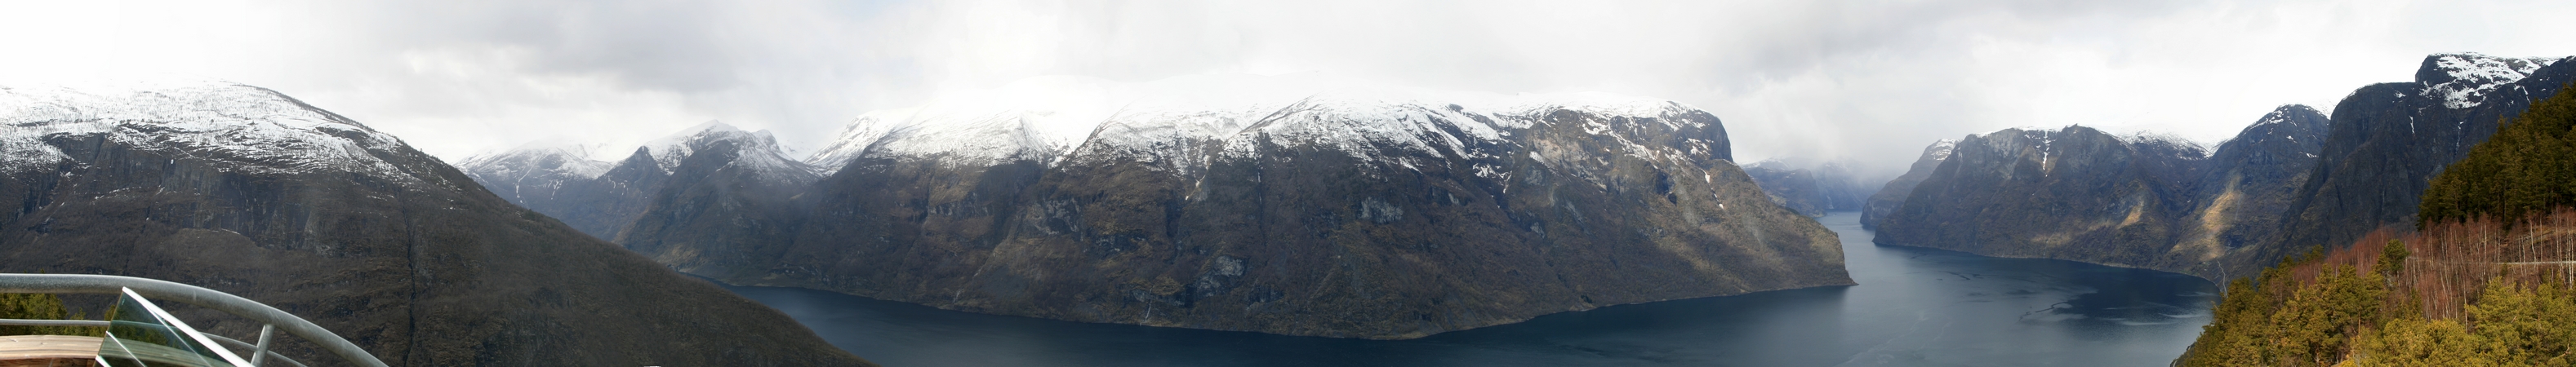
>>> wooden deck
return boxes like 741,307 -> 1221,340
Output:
0,335 -> 97,367
0,334 -> 237,367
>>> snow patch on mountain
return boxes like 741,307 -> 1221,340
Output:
812,73 -> 1715,175
2422,53 -> 2565,109
457,139 -> 616,201
2121,131 -> 2210,157
643,121 -> 746,172
461,139 -> 613,179
0,79 -> 412,179
2251,104 -> 2323,127
1924,139 -> 1958,161
649,121 -> 818,184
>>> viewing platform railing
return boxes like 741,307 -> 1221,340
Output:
0,273 -> 387,367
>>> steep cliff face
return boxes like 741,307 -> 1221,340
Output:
2269,54 -> 2574,271
1860,140 -> 1952,229
0,81 -> 870,366
619,83 -> 1851,339
1742,161 -> 1867,216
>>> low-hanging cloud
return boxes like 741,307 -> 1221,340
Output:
1,0 -> 2569,179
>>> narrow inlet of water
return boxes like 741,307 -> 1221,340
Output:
721,212 -> 2218,366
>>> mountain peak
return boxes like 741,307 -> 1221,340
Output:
0,78 -> 410,178
1924,139 -> 1959,161
642,120 -> 789,172
459,139 -> 616,186
2257,104 -> 2327,124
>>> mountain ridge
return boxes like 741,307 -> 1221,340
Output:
477,80 -> 1856,339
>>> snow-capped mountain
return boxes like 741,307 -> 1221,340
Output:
0,81 -> 414,178
459,120 -> 817,240
0,80 -> 868,365
618,74 -> 1853,339
457,139 -> 612,205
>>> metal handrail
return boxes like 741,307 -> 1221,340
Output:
0,273 -> 388,367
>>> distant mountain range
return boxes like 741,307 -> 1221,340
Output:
0,81 -> 870,365
1741,159 -> 1871,216
460,78 -> 1853,339
1871,53 -> 2574,280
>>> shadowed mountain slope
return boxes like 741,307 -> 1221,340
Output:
0,81 -> 872,366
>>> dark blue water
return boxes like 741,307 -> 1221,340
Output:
720,212 -> 2218,366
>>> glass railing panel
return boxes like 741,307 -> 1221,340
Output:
96,288 -> 250,367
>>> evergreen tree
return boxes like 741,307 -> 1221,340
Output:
0,293 -> 91,336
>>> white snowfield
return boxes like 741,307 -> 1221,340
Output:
2423,53 -> 2566,109
0,80 -> 415,179
804,74 -> 1713,175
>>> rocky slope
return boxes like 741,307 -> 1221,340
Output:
1742,160 -> 1868,216
1874,104 -> 2330,276
1859,140 -> 1952,229
0,81 -> 870,366
605,79 -> 1852,339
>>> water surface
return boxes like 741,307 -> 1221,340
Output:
722,212 -> 2217,366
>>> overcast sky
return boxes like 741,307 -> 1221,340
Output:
2,0 -> 2570,178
